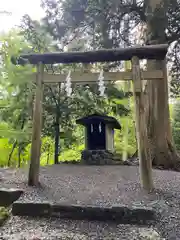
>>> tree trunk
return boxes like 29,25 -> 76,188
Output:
145,0 -> 180,169
47,143 -> 50,165
54,112 -> 60,164
132,56 -> 153,191
18,147 -> 21,168
8,140 -> 17,167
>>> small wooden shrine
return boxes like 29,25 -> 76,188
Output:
76,114 -> 121,152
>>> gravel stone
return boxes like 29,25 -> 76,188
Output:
0,216 -> 163,240
0,165 -> 180,239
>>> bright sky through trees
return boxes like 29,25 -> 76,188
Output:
0,0 -> 44,32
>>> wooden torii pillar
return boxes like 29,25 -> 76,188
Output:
131,56 -> 153,190
28,63 -> 44,186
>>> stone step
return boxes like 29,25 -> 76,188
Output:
12,201 -> 156,225
0,188 -> 24,207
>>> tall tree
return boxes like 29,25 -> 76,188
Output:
143,0 -> 180,168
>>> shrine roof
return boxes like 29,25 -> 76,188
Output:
76,113 -> 121,130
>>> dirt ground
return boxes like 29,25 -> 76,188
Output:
0,165 -> 180,239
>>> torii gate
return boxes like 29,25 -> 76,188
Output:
12,44 -> 168,191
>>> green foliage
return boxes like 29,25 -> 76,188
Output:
40,137 -> 54,165
0,139 -> 15,167
172,100 -> 180,150
59,145 -> 84,162
0,207 -> 9,226
0,138 -> 30,167
41,0 -> 137,48
115,115 -> 136,158
0,30 -> 34,87
0,30 -> 35,167
169,42 -> 180,98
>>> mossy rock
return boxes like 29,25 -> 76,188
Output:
0,207 -> 10,226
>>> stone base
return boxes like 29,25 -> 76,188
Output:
0,188 -> 24,207
12,201 -> 156,225
81,150 -> 121,165
12,201 -> 50,217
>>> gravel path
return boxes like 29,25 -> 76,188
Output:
0,165 -> 171,206
0,216 -> 163,240
0,165 -> 180,239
